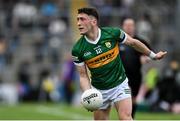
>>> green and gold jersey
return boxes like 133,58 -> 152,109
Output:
72,27 -> 127,90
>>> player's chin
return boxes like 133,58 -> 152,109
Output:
80,32 -> 85,35
79,31 -> 86,35
79,29 -> 87,35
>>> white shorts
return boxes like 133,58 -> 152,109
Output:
92,78 -> 131,109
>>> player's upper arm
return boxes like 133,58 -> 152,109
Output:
123,34 -> 151,56
123,33 -> 137,46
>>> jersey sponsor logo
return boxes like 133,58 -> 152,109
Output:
85,43 -> 119,68
105,42 -> 111,48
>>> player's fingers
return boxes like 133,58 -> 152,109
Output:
162,51 -> 167,55
161,51 -> 167,57
156,51 -> 167,59
158,51 -> 167,57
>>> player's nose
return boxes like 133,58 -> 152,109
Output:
77,20 -> 81,26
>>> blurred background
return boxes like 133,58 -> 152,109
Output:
0,0 -> 180,120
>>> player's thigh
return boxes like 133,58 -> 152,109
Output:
114,97 -> 132,120
93,107 -> 111,120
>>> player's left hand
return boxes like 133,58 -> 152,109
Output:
155,51 -> 167,60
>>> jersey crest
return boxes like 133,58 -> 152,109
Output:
105,41 -> 111,48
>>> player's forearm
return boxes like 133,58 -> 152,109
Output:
130,38 -> 167,60
80,76 -> 91,92
76,65 -> 91,91
131,39 -> 151,56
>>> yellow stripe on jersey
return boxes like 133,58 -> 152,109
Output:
85,43 -> 119,68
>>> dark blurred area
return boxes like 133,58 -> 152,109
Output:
0,0 -> 179,114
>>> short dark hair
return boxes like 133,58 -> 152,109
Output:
78,7 -> 99,21
120,16 -> 136,25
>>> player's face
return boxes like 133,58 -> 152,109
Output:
77,13 -> 94,35
122,19 -> 135,36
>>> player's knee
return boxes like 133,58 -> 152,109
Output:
94,115 -> 109,120
94,114 -> 109,120
119,111 -> 132,120
94,109 -> 110,120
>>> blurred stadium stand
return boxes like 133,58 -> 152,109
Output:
0,0 -> 179,110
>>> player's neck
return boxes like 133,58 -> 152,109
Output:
85,27 -> 99,41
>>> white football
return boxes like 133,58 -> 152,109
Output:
81,89 -> 103,111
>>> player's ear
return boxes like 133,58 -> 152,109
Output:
90,16 -> 97,25
92,19 -> 97,25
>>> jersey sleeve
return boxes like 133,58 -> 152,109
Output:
110,27 -> 127,43
71,47 -> 85,66
118,29 -> 127,43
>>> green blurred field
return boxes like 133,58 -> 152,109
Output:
0,103 -> 180,120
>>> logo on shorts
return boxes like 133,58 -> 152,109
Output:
124,89 -> 131,94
